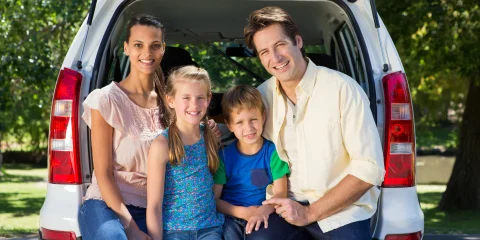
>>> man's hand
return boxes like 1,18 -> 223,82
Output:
245,205 -> 274,234
263,198 -> 311,227
207,119 -> 221,138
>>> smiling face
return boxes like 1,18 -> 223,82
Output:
167,80 -> 211,127
226,108 -> 265,148
124,25 -> 165,76
253,23 -> 307,86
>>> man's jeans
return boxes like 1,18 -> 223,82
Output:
163,226 -> 223,240
223,214 -> 310,240
78,199 -> 147,240
246,213 -> 371,240
304,218 -> 371,240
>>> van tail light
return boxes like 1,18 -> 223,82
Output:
382,72 -> 415,188
40,227 -> 76,240
48,68 -> 83,184
385,231 -> 422,240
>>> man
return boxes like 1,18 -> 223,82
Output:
244,6 -> 385,239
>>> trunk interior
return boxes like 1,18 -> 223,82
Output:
85,0 -> 378,233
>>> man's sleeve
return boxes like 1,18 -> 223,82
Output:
270,150 -> 290,180
340,79 -> 385,186
213,155 -> 227,184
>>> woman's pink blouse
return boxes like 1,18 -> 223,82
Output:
81,82 -> 164,208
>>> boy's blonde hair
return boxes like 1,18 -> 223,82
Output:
165,65 -> 219,174
221,85 -> 266,124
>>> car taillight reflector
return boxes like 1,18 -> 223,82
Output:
48,68 -> 82,184
385,231 -> 422,240
382,72 -> 415,188
41,227 -> 76,240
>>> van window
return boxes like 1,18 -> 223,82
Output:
334,23 -> 369,96
174,43 -> 269,92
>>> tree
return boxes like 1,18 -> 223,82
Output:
378,0 -> 480,209
0,1 -> 89,151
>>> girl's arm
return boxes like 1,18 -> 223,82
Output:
213,184 -> 258,221
91,110 -> 148,239
147,136 -> 169,240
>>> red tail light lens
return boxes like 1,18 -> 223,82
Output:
41,227 -> 76,240
385,231 -> 422,240
382,72 -> 415,187
48,68 -> 82,184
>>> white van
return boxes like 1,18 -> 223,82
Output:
39,0 -> 424,239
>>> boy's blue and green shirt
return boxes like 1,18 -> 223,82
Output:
213,138 -> 290,207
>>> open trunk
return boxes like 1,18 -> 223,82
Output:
87,0 -> 378,233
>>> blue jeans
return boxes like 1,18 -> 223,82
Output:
78,199 -> 147,240
304,218 -> 371,240
223,215 -> 247,240
245,214 -> 310,240
247,213 -> 371,240
223,215 -> 309,240
163,226 -> 223,240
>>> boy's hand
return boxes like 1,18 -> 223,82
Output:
241,206 -> 259,221
245,205 -> 274,234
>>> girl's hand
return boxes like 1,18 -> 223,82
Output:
245,205 -> 273,234
207,119 -> 221,138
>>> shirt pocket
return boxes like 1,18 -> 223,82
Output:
250,168 -> 270,188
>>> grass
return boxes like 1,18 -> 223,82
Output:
0,164 -> 47,238
417,185 -> 480,234
1,164 -> 479,237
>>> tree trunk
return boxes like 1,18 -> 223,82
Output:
0,133 -> 3,176
439,77 -> 480,210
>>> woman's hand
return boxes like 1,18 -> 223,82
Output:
207,119 -> 221,138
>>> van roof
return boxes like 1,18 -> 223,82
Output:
123,0 -> 349,45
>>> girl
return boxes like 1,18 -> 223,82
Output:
78,15 -> 219,240
147,66 -> 224,240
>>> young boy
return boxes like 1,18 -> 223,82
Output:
213,85 -> 290,240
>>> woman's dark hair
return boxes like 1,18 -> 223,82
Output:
126,14 -> 169,128
126,14 -> 165,42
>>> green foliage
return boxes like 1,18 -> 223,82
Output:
0,1 -> 89,150
377,0 -> 480,128
172,43 -> 270,92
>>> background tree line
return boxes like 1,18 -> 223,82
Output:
0,0 -> 478,209
377,0 -> 479,210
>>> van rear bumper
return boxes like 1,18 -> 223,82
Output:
373,187 -> 424,239
39,183 -> 85,238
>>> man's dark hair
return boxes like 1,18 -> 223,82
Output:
244,6 -> 306,58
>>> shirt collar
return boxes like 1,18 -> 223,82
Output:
275,59 -> 317,97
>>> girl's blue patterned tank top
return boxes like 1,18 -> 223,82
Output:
161,128 -> 224,230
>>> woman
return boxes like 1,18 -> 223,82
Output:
78,15 -> 219,240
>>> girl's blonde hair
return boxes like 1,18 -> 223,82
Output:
165,65 -> 219,174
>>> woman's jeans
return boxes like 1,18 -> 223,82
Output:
78,199 -> 147,240
163,226 -> 223,240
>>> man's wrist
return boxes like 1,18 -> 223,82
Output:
305,205 -> 317,224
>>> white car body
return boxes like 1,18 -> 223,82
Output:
39,0 -> 424,239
